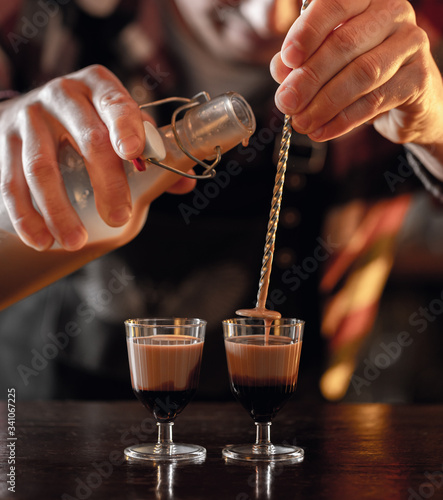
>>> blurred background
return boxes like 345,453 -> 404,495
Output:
1,0 -> 443,404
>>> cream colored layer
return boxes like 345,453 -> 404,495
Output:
127,335 -> 203,392
225,336 -> 302,385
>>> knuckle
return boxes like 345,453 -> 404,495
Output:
40,76 -> 76,102
17,102 -> 46,129
42,76 -> 62,95
98,91 -> 138,126
94,171 -> 129,209
321,88 -> 338,112
101,175 -> 128,199
402,27 -> 432,88
353,53 -> 382,86
3,202 -> 51,245
99,89 -> 134,111
333,25 -> 360,56
16,105 -> 31,125
299,64 -> 322,89
390,0 -> 414,21
338,106 -> 353,128
0,175 -> 19,202
79,124 -> 111,154
37,80 -> 57,102
412,25 -> 431,52
12,210 -> 36,235
73,64 -> 113,84
0,138 -> 21,200
87,64 -> 113,80
23,154 -> 58,184
43,201 -> 73,223
414,63 -> 431,93
324,0 -> 348,20
365,87 -> 385,112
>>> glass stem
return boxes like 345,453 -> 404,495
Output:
157,422 -> 174,444
253,422 -> 275,455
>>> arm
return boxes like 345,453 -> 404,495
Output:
270,0 -> 443,175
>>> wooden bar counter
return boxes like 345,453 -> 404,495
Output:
1,400 -> 443,499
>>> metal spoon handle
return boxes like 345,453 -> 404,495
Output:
256,114 -> 292,309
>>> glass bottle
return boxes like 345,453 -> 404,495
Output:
0,92 -> 256,310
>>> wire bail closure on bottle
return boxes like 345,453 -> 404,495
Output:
138,92 -> 221,180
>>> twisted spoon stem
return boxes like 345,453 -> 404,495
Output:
255,114 -> 292,310
236,0 -> 309,320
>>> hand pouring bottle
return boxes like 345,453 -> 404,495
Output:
0,91 -> 256,310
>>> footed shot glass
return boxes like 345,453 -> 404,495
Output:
222,317 -> 304,463
124,318 -> 206,462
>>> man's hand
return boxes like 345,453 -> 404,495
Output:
270,0 -> 443,156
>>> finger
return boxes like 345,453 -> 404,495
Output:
289,21 -> 423,137
281,0 -> 372,69
73,65 -> 145,160
42,80 -> 133,227
270,52 -> 292,84
275,2 -> 399,116
307,62 -> 423,142
0,132 -> 55,251
19,104 -> 88,250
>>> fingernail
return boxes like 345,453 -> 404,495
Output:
132,158 -> 146,171
62,228 -> 88,251
109,206 -> 131,226
33,231 -> 54,251
310,126 -> 324,140
118,135 -> 142,157
292,113 -> 310,131
275,87 -> 299,114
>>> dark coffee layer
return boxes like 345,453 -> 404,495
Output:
231,383 -> 296,423
134,388 -> 196,423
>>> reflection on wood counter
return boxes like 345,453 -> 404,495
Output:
1,400 -> 443,499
